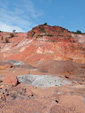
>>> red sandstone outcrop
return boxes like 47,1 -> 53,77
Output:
0,24 -> 85,63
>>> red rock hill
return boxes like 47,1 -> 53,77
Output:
0,24 -> 85,63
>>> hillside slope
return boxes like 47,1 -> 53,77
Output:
0,24 -> 85,63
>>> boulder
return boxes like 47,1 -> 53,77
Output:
3,74 -> 18,86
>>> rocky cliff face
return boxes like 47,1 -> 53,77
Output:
0,24 -> 85,63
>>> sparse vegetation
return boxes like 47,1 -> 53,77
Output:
32,32 -> 36,37
73,40 -> 76,43
41,27 -> 45,33
76,30 -> 82,34
44,22 -> 47,25
1,36 -> 3,40
12,29 -> 16,33
37,35 -> 43,37
35,35 -> 38,38
35,34 -> 53,38
10,33 -> 15,38
52,30 -> 55,32
5,38 -> 10,43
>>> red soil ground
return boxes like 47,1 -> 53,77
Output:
0,24 -> 85,113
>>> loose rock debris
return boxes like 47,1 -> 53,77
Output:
17,74 -> 71,87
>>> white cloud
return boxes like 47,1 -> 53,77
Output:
0,0 -> 43,32
0,22 -> 24,32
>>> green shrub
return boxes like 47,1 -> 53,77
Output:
44,22 -> 47,25
73,40 -> 76,43
10,33 -> 14,38
5,38 -> 10,43
32,32 -> 36,37
76,30 -> 82,34
12,29 -> 16,33
41,27 -> 45,33
36,34 -> 53,37
38,35 -> 43,37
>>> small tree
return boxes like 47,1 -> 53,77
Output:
44,22 -> 47,25
12,29 -> 16,33
76,30 -> 82,34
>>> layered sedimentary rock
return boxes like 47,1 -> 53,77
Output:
0,24 -> 85,63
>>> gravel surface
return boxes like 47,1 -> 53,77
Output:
17,74 -> 71,87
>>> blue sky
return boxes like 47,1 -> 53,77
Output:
0,0 -> 85,32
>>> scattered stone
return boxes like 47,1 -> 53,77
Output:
26,88 -> 33,97
55,99 -> 58,103
0,62 -> 14,70
8,60 -> 25,66
17,74 -> 71,88
0,80 -> 3,83
65,75 -> 71,79
11,94 -> 17,100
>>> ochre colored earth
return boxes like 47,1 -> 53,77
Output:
0,24 -> 85,63
0,24 -> 85,113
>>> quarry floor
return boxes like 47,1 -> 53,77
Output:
0,60 -> 85,113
